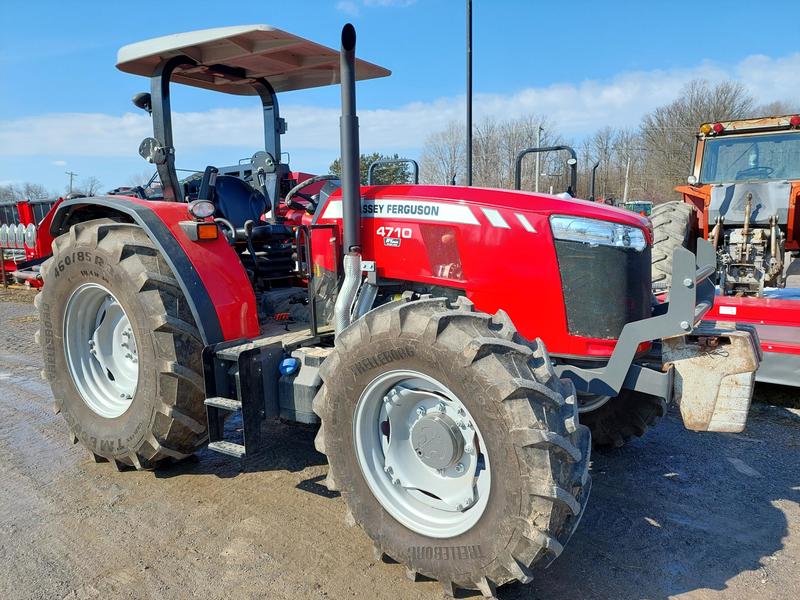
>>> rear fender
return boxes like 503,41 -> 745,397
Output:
50,196 -> 258,345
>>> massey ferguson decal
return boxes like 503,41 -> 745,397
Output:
322,198 -> 480,225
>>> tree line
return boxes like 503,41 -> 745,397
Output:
0,176 -> 103,203
4,78 -> 796,206
419,79 -> 799,203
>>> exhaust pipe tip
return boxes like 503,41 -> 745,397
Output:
342,23 -> 356,52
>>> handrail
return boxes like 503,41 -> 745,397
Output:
514,145 -> 577,196
367,158 -> 420,185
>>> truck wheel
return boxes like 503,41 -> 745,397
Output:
313,295 -> 591,597
651,201 -> 695,291
578,390 -> 666,448
36,219 -> 207,469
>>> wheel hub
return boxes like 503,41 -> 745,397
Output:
410,412 -> 464,469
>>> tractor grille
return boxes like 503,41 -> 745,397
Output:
554,240 -> 651,339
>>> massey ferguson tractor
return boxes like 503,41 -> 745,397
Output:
652,115 -> 800,387
36,24 -> 761,597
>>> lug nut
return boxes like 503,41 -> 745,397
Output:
384,466 -> 393,475
416,406 -> 426,417
437,402 -> 446,413
456,504 -> 464,511
454,463 -> 465,474
463,497 -> 473,507
393,478 -> 401,486
464,444 -> 474,454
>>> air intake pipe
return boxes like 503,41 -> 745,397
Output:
334,23 -> 363,336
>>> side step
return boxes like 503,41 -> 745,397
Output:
202,340 -> 283,460
204,396 -> 243,412
207,440 -> 247,459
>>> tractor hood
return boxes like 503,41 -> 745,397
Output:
351,184 -> 652,232
709,181 -> 791,226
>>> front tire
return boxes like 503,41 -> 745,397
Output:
313,296 -> 591,596
651,201 -> 695,291
36,219 -> 207,469
579,390 -> 667,448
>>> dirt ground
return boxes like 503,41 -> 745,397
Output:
0,287 -> 798,600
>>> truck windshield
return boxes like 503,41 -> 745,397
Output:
700,131 -> 800,184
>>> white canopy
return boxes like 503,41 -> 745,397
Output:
117,25 -> 390,95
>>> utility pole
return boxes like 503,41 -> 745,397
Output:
465,0 -> 472,186
622,156 -> 631,201
534,125 -> 543,193
65,171 -> 78,194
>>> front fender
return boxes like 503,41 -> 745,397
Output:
50,196 -> 259,345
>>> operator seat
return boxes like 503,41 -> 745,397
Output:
196,166 -> 280,241
213,175 -> 268,226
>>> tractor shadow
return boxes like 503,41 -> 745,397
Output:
504,402 -> 799,600
155,415 -> 328,480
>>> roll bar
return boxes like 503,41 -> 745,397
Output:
514,145 -> 578,196
367,158 -> 420,185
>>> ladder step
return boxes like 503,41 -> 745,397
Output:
207,441 -> 246,458
204,397 -> 242,411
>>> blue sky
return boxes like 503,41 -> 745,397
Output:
1,0 -> 799,193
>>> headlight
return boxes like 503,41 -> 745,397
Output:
550,215 -> 647,251
188,199 -> 215,220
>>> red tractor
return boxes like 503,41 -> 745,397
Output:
36,24 -> 760,597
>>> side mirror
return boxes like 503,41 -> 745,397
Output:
132,92 -> 152,115
138,137 -> 166,164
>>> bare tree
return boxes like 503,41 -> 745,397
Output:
419,121 -> 464,185
756,100 -> 800,116
640,79 -> 754,201
128,170 -> 154,187
77,176 -> 103,197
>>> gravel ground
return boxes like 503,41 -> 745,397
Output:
0,288 -> 798,600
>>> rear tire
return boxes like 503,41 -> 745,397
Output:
313,295 -> 591,596
651,201 -> 695,291
36,219 -> 207,469
579,390 -> 667,448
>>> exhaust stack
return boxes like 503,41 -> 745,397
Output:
340,23 -> 361,253
334,23 -> 363,335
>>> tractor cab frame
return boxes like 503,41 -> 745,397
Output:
117,25 -> 389,207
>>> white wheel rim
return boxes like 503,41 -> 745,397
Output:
353,369 -> 491,539
63,283 -> 139,418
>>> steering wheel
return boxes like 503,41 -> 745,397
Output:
284,174 -> 340,213
736,166 -> 774,180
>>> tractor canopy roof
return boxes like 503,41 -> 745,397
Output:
116,25 -> 391,95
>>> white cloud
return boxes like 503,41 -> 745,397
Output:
2,52 -> 799,163
337,0 -> 416,15
363,0 -> 417,6
336,1 -> 360,16
50,160 -> 67,166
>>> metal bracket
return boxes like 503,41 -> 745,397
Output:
558,239 -> 717,398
